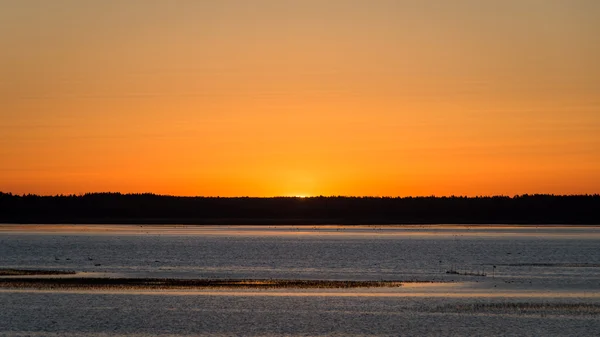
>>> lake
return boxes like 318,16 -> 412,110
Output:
1,225 -> 600,336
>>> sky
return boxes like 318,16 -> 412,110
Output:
1,0 -> 599,197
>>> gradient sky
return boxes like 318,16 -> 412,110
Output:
1,0 -> 599,196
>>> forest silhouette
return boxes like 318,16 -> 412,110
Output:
1,192 -> 598,225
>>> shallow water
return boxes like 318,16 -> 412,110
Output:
2,225 -> 600,287
1,290 -> 599,336
1,225 -> 600,336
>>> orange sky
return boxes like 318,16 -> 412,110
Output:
1,1 -> 599,196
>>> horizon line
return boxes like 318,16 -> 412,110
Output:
2,191 -> 599,199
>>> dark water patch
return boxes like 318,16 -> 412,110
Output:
0,277 -> 406,290
0,269 -> 76,276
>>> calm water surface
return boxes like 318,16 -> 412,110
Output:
1,225 -> 599,336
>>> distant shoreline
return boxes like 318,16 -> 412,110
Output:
2,193 -> 599,225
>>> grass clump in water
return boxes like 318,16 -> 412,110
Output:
0,269 -> 76,276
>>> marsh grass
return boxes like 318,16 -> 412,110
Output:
433,303 -> 600,316
445,268 -> 486,277
0,277 -> 405,290
500,263 -> 600,268
0,269 -> 76,276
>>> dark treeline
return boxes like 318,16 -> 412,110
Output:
0,192 -> 599,225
